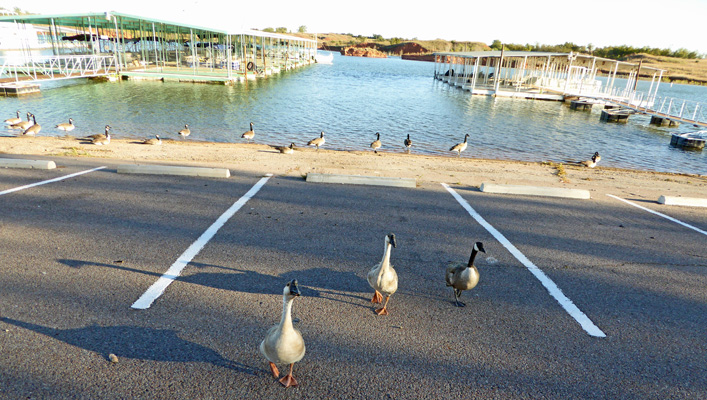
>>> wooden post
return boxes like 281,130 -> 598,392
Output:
494,45 -> 504,95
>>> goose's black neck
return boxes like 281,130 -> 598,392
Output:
467,248 -> 479,268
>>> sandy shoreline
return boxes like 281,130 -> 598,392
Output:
1,135 -> 705,202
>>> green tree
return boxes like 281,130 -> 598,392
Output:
263,27 -> 275,33
490,40 -> 503,50
275,27 -> 288,34
298,25 -> 307,33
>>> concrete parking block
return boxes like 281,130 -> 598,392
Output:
0,158 -> 56,170
480,183 -> 591,199
117,164 -> 231,178
306,173 -> 416,188
658,195 -> 707,207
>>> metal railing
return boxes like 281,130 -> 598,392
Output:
0,55 -> 117,84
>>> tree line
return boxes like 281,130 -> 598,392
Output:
490,40 -> 702,60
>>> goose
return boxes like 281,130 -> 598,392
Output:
55,118 -> 75,132
4,110 -> 21,125
141,134 -> 161,145
178,124 -> 190,139
367,233 -> 398,316
404,134 -> 412,153
241,122 -> 255,143
307,132 -> 325,150
10,113 -> 33,130
566,151 -> 601,168
260,279 -> 306,388
92,128 -> 111,145
85,125 -> 111,141
22,115 -> 41,136
272,142 -> 295,154
370,132 -> 382,154
450,134 -> 470,158
445,241 -> 486,307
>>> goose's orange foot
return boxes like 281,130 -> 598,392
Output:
370,291 -> 383,304
279,374 -> 298,388
374,307 -> 389,316
268,362 -> 280,379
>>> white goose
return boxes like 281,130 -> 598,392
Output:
367,233 -> 398,316
445,241 -> 485,307
450,133 -> 470,157
260,279 -> 306,388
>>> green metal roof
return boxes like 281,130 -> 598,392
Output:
0,11 -> 316,42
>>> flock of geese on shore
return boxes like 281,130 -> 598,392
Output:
262,234 -> 487,388
4,111 -> 602,166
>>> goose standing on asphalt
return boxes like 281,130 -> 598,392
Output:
141,135 -> 161,145
22,115 -> 41,136
307,132 -> 325,150
55,118 -> 75,132
445,241 -> 486,307
241,122 -> 255,143
367,233 -> 398,316
404,134 -> 412,153
370,132 -> 382,154
272,142 -> 295,154
260,280 -> 306,388
178,124 -> 190,139
92,127 -> 111,145
450,134 -> 470,158
10,113 -> 33,130
4,110 -> 21,125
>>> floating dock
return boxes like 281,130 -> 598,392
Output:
670,131 -> 706,150
0,11 -> 317,92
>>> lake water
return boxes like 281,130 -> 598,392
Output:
2,53 -> 706,175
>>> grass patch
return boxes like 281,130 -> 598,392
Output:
545,161 -> 570,183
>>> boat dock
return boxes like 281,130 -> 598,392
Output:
434,51 -> 706,127
0,11 -> 317,93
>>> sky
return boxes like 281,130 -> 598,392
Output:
3,0 -> 706,55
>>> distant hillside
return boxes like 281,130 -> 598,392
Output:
290,32 -> 707,85
298,32 -> 489,55
622,53 -> 707,85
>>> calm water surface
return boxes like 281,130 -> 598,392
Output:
3,53 -> 706,175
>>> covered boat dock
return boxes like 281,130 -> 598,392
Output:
433,51 -> 666,103
0,11 -> 318,86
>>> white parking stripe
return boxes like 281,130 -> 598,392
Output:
443,183 -> 607,338
0,166 -> 106,196
607,194 -> 707,236
131,174 -> 273,310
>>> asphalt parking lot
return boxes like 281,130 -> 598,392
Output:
1,157 -> 706,399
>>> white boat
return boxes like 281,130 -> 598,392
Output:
316,51 -> 333,65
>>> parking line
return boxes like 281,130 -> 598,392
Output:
607,194 -> 707,236
131,174 -> 273,310
443,183 -> 606,338
0,166 -> 107,196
